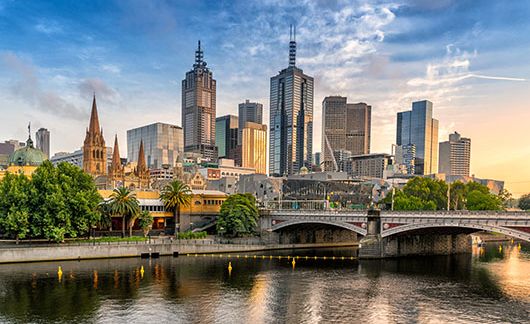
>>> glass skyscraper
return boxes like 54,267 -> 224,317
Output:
396,100 -> 439,175
127,122 -> 183,169
238,100 -> 263,144
35,128 -> 50,158
215,115 -> 238,159
269,26 -> 313,176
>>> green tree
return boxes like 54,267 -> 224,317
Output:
137,210 -> 153,237
498,189 -> 514,209
108,187 -> 140,237
217,193 -> 259,237
0,173 -> 34,242
466,190 -> 502,211
402,177 -> 448,210
518,193 -> 530,210
449,181 -> 466,210
97,201 -> 114,231
393,190 -> 437,211
160,180 -> 192,237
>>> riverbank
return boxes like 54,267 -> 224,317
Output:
0,241 -> 358,264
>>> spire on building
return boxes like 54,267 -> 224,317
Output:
89,94 -> 101,135
194,40 -> 207,69
137,140 -> 147,174
289,24 -> 296,67
111,134 -> 121,171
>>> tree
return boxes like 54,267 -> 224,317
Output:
466,190 -> 502,211
97,201 -> 114,231
137,210 -> 153,237
393,190 -> 436,211
402,177 -> 448,210
518,193 -> 530,210
0,173 -> 33,243
160,180 -> 192,237
498,189 -> 514,209
217,193 -> 259,237
449,181 -> 466,210
108,187 -> 140,237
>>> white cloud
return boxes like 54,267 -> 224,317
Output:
34,20 -> 63,34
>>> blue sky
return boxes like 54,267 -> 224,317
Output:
1,0 -> 530,194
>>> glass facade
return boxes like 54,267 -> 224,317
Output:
215,115 -> 238,159
238,100 -> 263,144
241,122 -> 267,174
396,100 -> 438,175
127,123 -> 183,169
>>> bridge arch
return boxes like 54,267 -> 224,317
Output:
382,223 -> 530,242
271,219 -> 367,237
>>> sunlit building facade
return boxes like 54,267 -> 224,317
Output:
439,131 -> 471,176
215,115 -> 238,159
35,128 -> 50,158
238,100 -> 263,144
241,122 -> 267,174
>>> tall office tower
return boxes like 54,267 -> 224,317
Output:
269,25 -> 314,176
396,100 -> 439,175
241,122 -> 267,174
439,131 -> 471,176
238,100 -> 263,144
127,122 -> 184,169
215,115 -> 238,159
83,95 -> 107,176
35,128 -> 50,158
182,41 -> 218,161
395,143 -> 416,174
321,96 -> 371,171
313,152 -> 321,166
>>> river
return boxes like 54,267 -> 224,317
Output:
0,243 -> 528,323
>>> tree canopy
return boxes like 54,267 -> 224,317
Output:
518,193 -> 530,210
108,187 -> 140,237
160,180 -> 191,236
217,193 -> 259,237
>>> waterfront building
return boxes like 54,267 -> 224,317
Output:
198,158 -> 255,181
182,41 -> 218,161
241,122 -> 267,174
322,96 -> 371,171
215,115 -> 238,159
439,131 -> 471,176
35,128 -> 50,158
127,122 -> 183,169
82,95 -> 107,177
345,153 -> 393,179
396,100 -> 439,175
269,26 -> 314,176
238,100 -> 263,144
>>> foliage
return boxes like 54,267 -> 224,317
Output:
97,201 -> 114,230
466,189 -> 502,211
518,193 -> 530,210
498,189 -> 514,209
0,173 -> 33,241
393,191 -> 436,210
160,180 -> 192,236
137,210 -> 153,237
217,193 -> 259,237
70,236 -> 148,243
177,231 -> 207,239
108,187 -> 140,237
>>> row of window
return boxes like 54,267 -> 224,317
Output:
141,205 -> 166,212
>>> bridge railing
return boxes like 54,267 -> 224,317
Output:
263,200 -> 366,211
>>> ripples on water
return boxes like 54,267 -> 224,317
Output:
0,244 -> 528,323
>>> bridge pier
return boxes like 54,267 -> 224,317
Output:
359,209 -> 383,258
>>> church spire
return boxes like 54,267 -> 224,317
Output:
111,134 -> 121,172
289,24 -> 296,67
137,140 -> 147,173
89,94 -> 101,135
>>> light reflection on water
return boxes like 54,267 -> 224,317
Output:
0,244 -> 528,323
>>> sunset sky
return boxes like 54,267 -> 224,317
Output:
0,0 -> 529,195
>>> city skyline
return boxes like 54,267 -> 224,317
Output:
1,1 -> 529,194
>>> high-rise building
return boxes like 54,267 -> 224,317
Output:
439,131 -> 471,176
269,26 -> 313,176
321,96 -> 371,171
241,122 -> 267,174
395,144 -> 416,175
82,95 -> 107,176
35,128 -> 50,158
127,122 -> 183,169
313,152 -> 321,166
238,100 -> 263,144
345,153 -> 393,179
396,100 -> 439,175
215,115 -> 238,159
182,41 -> 218,161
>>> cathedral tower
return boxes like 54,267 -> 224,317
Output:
83,95 -> 107,176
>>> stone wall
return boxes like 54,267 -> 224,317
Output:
278,228 -> 358,244
382,233 -> 472,257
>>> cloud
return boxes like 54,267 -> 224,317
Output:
100,64 -> 121,74
34,19 -> 63,34
78,78 -> 120,104
1,52 -> 87,120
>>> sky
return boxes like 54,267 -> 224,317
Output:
0,0 -> 529,195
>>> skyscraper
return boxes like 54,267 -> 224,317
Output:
215,115 -> 238,159
396,100 -> 439,175
439,131 -> 471,176
35,128 -> 50,158
182,41 -> 218,161
238,100 -> 263,144
127,122 -> 184,169
269,26 -> 314,176
321,96 -> 371,171
241,122 -> 267,174
83,95 -> 107,176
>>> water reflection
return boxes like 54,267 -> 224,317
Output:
0,244 -> 528,323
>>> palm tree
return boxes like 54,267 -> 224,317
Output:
109,187 -> 140,237
160,180 -> 192,237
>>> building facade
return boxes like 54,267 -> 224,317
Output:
50,148 -> 112,170
345,153 -> 393,179
82,96 -> 107,176
395,144 -> 416,175
322,96 -> 371,171
182,41 -> 218,161
108,135 -> 150,190
215,115 -> 238,159
439,131 -> 471,176
241,122 -> 267,174
269,27 -> 313,176
127,122 -> 183,169
238,100 -> 263,144
396,100 -> 439,175
35,128 -> 50,158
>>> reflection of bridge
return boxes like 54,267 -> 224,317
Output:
260,201 -> 530,258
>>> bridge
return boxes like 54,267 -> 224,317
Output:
259,200 -> 530,258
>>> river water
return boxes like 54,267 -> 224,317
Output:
0,243 -> 528,323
